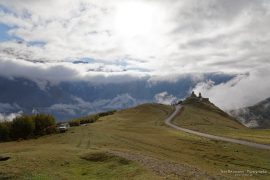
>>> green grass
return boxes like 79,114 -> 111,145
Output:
173,104 -> 270,145
0,103 -> 270,179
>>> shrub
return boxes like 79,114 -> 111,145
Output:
11,116 -> 35,139
45,125 -> 57,134
69,121 -> 80,127
80,115 -> 99,124
0,122 -> 11,141
34,114 -> 56,136
97,110 -> 116,117
68,110 -> 116,127
90,115 -> 99,122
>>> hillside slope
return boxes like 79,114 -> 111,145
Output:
230,97 -> 270,128
0,104 -> 270,179
173,95 -> 270,144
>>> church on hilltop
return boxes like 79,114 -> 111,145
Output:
174,91 -> 210,105
190,91 -> 209,102
171,91 -> 210,105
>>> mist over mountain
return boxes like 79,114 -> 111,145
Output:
230,97 -> 270,128
0,73 -> 233,121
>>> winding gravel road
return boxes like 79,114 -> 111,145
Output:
165,105 -> 270,150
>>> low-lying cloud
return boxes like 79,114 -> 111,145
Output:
0,111 -> 22,122
193,66 -> 270,110
154,91 -> 177,105
0,58 -> 150,88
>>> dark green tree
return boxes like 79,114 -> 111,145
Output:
0,122 -> 11,141
34,114 -> 56,135
11,116 -> 35,139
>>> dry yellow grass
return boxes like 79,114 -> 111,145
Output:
173,104 -> 270,144
0,103 -> 269,179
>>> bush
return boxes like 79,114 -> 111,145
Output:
0,122 -> 11,142
68,110 -> 116,127
69,114 -> 100,126
80,115 -> 99,124
11,116 -> 35,139
69,121 -> 80,127
45,125 -> 57,134
34,114 -> 56,136
97,110 -> 116,117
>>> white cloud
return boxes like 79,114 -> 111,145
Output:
0,111 -> 22,122
0,0 -> 270,107
0,102 -> 22,121
0,0 -> 269,75
193,66 -> 270,110
154,91 -> 177,105
0,58 -> 150,87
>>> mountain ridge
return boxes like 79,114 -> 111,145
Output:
0,73 -> 233,120
230,97 -> 270,128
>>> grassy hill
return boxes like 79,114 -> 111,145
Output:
173,96 -> 270,145
0,103 -> 270,179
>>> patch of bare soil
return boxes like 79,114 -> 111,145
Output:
109,150 -> 225,179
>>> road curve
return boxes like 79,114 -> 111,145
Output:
165,105 -> 270,150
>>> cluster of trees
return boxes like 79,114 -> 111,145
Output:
0,114 -> 56,142
69,110 -> 116,127
98,110 -> 116,117
0,110 -> 116,141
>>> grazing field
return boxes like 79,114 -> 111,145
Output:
0,103 -> 270,179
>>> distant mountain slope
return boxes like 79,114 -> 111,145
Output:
173,93 -> 270,144
230,97 -> 270,128
0,73 -> 233,120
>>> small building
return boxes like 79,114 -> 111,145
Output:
191,91 -> 197,97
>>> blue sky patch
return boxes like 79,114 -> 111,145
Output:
0,23 -> 13,42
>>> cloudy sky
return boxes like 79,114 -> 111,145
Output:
0,0 -> 270,109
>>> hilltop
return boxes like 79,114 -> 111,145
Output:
173,92 -> 270,145
0,103 -> 270,179
182,91 -> 239,120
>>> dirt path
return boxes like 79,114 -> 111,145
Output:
165,105 -> 270,150
76,126 -> 91,149
109,150 -> 212,179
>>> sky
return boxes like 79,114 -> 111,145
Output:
0,0 -> 270,109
